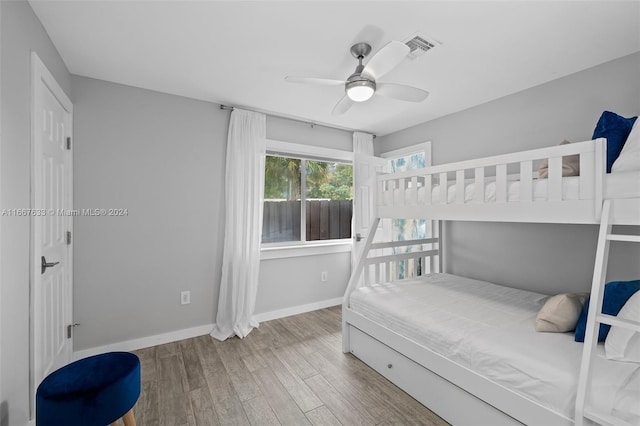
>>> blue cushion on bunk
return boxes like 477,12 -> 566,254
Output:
36,351 -> 140,426
591,111 -> 637,173
574,280 -> 640,342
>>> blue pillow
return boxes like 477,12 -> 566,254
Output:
575,280 -> 640,342
592,111 -> 637,173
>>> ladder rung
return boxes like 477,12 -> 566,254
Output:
596,314 -> 640,331
584,408 -> 634,426
606,234 -> 640,243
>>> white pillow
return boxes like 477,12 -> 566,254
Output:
605,290 -> 640,362
535,293 -> 588,332
612,119 -> 640,172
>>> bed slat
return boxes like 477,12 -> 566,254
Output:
439,172 -> 448,204
520,160 -> 533,202
411,176 -> 418,204
496,164 -> 507,203
548,157 -> 563,201
424,174 -> 432,205
474,168 -> 485,203
364,264 -> 371,286
371,238 -> 439,250
365,249 -> 440,266
456,170 -> 465,204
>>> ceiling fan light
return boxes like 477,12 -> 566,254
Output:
346,80 -> 375,102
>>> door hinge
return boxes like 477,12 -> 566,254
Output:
66,137 -> 71,150
66,231 -> 72,245
67,323 -> 80,339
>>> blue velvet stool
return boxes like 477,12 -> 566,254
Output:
36,352 -> 141,426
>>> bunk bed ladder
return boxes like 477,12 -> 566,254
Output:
575,199 -> 640,426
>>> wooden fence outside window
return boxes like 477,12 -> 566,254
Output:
262,200 -> 352,243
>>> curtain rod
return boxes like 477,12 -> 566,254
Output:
219,104 -> 376,138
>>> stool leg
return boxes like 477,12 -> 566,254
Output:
123,409 -> 136,426
110,409 -> 136,426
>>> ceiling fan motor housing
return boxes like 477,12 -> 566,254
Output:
350,42 -> 372,59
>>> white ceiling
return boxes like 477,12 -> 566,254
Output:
30,1 -> 640,136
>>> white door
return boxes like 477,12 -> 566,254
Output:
31,53 -> 73,406
352,153 -> 387,261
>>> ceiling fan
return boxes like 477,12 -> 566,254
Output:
285,41 -> 429,115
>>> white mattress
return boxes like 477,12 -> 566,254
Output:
383,170 -> 640,205
349,273 -> 640,422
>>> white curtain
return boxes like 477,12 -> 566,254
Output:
211,109 -> 266,341
352,131 -> 375,272
353,131 -> 374,157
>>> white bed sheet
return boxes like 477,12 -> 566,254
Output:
349,273 -> 640,422
384,170 -> 640,205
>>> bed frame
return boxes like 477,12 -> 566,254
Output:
342,138 -> 640,426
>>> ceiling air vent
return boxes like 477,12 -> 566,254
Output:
403,33 -> 441,60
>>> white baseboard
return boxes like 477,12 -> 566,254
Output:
72,323 -> 214,360
72,298 -> 342,360
253,297 -> 342,323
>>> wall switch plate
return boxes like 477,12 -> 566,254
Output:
321,271 -> 328,282
181,291 -> 191,305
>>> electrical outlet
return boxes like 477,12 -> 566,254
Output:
181,291 -> 191,305
321,271 -> 328,282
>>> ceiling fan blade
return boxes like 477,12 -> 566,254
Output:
285,76 -> 346,86
332,95 -> 354,115
361,41 -> 410,80
376,83 -> 430,102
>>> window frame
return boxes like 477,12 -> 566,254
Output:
261,139 -> 354,259
379,141 -> 432,163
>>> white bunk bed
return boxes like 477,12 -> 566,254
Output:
342,137 -> 640,426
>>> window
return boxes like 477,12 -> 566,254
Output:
388,149 -> 429,243
380,142 -> 437,278
262,155 -> 353,245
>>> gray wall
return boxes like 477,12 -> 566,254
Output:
256,252 -> 351,315
72,76 -> 353,351
71,76 -> 226,351
266,115 -> 352,151
377,52 -> 640,295
0,1 -> 71,425
259,119 -> 353,316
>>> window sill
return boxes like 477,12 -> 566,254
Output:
261,240 -> 352,260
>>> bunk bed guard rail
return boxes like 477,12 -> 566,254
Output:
377,138 -> 606,224
343,217 -> 441,309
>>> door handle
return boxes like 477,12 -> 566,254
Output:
356,233 -> 363,242
67,323 -> 80,339
41,256 -> 60,274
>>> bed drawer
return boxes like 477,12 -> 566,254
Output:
349,325 -> 522,426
